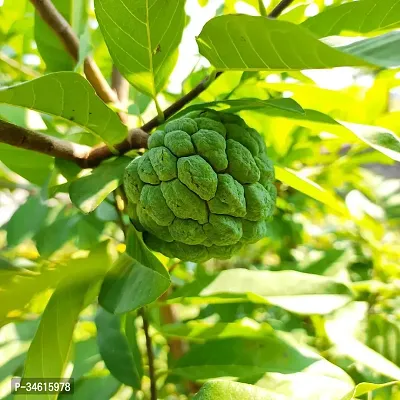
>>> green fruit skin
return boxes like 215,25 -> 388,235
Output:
124,109 -> 276,262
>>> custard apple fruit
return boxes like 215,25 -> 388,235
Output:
124,109 -> 276,262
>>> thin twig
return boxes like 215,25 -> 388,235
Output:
113,190 -> 127,237
268,0 -> 295,18
30,0 -> 120,108
0,53 -> 40,78
139,308 -> 157,400
0,120 -> 146,168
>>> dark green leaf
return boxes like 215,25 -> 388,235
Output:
99,228 -> 170,313
0,143 -> 53,185
71,338 -> 101,379
0,73 -> 127,145
94,0 -> 185,97
5,194 -> 48,248
34,215 -> 80,257
173,336 -> 320,380
95,308 -> 142,388
69,157 -> 130,213
302,0 -> 400,38
55,158 -> 82,181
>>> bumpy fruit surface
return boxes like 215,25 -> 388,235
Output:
124,109 -> 276,262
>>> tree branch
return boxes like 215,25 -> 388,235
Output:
30,0 -> 119,107
139,308 -> 157,400
0,120 -> 147,168
0,119 -> 91,165
268,0 -> 295,18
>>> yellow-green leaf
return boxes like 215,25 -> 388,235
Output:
0,72 -> 127,145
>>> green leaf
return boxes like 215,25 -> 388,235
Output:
19,280 -> 96,398
367,315 -> 400,366
170,97 -> 305,120
169,268 -> 353,315
341,381 -> 400,400
255,361 -> 354,400
172,336 -> 320,380
302,0 -> 400,38
337,31 -> 400,69
0,143 -> 53,185
69,157 -> 130,213
34,215 -> 80,257
55,158 -> 82,181
0,263 -> 59,326
196,15 -> 400,71
0,72 -> 127,145
95,308 -> 142,388
160,319 -> 274,342
18,244 -> 110,390
94,0 -> 186,97
71,338 -> 101,379
99,228 -> 170,313
325,303 -> 400,381
341,121 -> 400,162
59,375 -> 120,400
5,194 -> 48,248
243,102 -> 400,162
193,380 -> 281,400
35,0 -> 87,71
275,166 -> 349,216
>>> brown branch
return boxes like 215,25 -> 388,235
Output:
0,120 -> 147,168
268,0 -> 295,18
30,0 -> 119,107
0,119 -> 91,166
82,128 -> 148,168
139,308 -> 157,400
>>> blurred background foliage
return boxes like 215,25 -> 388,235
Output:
1,0 -> 400,399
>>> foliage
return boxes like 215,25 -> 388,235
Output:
1,0 -> 400,399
